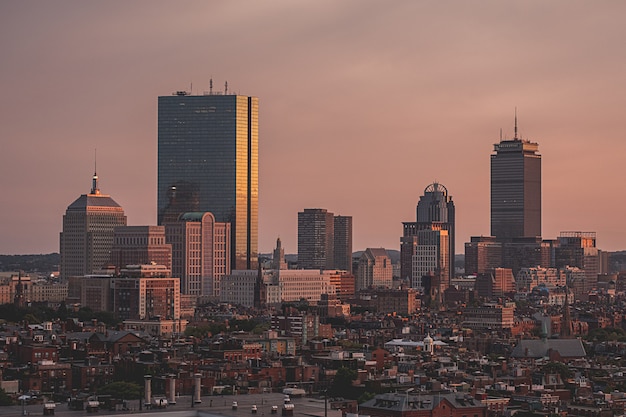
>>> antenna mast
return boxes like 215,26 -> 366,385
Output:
209,78 -> 213,95
514,107 -> 518,140
225,81 -> 228,95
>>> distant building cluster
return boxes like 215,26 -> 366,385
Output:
36,90 -> 610,336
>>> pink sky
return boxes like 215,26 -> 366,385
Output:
1,1 -> 625,255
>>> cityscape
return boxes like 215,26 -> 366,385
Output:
2,3 -> 626,417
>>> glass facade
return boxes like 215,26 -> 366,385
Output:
158,93 -> 258,270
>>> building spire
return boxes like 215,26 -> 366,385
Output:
514,107 -> 518,140
91,149 -> 100,195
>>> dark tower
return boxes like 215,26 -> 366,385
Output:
490,115 -> 541,241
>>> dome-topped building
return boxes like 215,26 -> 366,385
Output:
401,182 -> 455,290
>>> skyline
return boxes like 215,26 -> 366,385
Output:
2,1 -> 626,255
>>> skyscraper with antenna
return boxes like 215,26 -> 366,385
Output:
490,112 -> 541,240
157,81 -> 258,270
60,170 -> 127,280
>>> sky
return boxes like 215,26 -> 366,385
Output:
1,1 -> 625,256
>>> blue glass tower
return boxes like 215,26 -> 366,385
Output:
158,91 -> 258,270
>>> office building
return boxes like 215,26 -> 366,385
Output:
110,226 -> 172,270
220,268 -> 336,308
298,208 -> 335,269
60,172 -> 127,280
333,215 -> 353,273
412,228 -> 450,290
356,248 -> 393,291
112,265 -> 180,321
158,90 -> 258,270
490,119 -> 541,240
556,232 -> 600,300
501,237 -> 551,276
515,267 -> 565,292
475,267 -> 515,299
464,236 -> 502,275
401,182 -> 455,286
297,209 -> 353,271
462,302 -> 515,332
165,212 -> 230,298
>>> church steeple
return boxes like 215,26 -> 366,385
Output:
561,285 -> 573,338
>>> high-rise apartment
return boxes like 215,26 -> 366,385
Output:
333,216 -> 353,273
490,119 -> 541,240
60,173 -> 127,280
298,208 -> 334,269
158,90 -> 258,270
401,182 -> 455,287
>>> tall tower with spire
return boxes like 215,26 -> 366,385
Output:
60,171 -> 127,280
490,113 -> 541,240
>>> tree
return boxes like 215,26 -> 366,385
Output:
98,381 -> 141,400
0,388 -> 13,406
330,367 -> 358,399
542,362 -> 573,380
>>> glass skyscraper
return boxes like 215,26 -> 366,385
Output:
158,92 -> 258,270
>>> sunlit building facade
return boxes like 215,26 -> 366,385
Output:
357,248 -> 393,291
60,173 -> 127,280
110,225 -> 172,270
165,212 -> 230,298
158,92 -> 258,270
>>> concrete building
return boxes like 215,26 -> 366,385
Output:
297,208 -> 335,270
112,265 -> 181,321
75,265 -> 181,322
297,208 -> 352,271
165,212 -> 230,298
555,231 -> 601,298
475,268 -> 515,298
356,288 -> 419,315
60,172 -> 127,280
110,226 -> 172,270
516,267 -> 565,292
357,248 -> 393,291
462,302 -> 515,332
221,268 -> 336,308
326,269 -> 355,301
333,215 -> 353,273
158,90 -> 258,270
464,236 -> 502,275
220,269 -> 259,307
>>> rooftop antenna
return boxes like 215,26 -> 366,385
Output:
209,78 -> 213,95
225,81 -> 228,95
514,107 -> 518,140
500,128 -> 503,141
91,148 -> 100,195
190,82 -> 193,95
